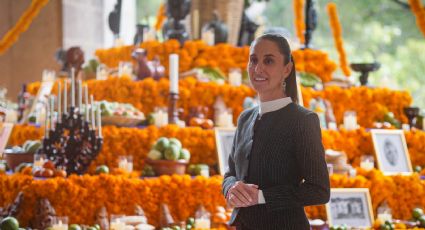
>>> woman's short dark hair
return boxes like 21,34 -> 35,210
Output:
251,33 -> 298,104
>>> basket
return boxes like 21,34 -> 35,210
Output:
101,115 -> 144,127
145,158 -> 188,176
190,0 -> 245,46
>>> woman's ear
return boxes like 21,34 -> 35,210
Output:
283,62 -> 293,77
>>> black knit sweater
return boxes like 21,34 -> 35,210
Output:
222,103 -> 330,230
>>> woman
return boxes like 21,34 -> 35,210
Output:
222,34 -> 330,229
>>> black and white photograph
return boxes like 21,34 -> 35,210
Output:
371,129 -> 413,174
214,127 -> 236,175
326,188 -> 374,228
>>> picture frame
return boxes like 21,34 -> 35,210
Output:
214,127 -> 236,176
296,75 -> 304,107
326,188 -> 374,228
371,129 -> 413,175
23,79 -> 55,123
0,123 -> 14,157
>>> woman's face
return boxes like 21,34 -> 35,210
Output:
248,39 -> 292,100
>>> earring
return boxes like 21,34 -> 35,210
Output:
282,81 -> 286,92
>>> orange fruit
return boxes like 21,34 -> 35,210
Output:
43,161 -> 55,170
41,169 -> 54,178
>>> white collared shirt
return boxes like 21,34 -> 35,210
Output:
257,97 -> 292,204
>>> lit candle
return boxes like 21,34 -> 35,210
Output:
169,54 -> 179,94
360,161 -> 374,171
97,102 -> 102,138
194,218 -> 211,229
84,84 -> 89,122
64,80 -> 67,114
378,213 -> 392,223
50,96 -> 55,130
71,68 -> 75,107
57,82 -> 61,122
78,80 -> 82,111
91,95 -> 96,130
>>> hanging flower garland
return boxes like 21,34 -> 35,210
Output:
409,0 -> 425,37
326,3 -> 351,77
154,3 -> 166,32
0,0 -> 49,55
293,0 -> 305,44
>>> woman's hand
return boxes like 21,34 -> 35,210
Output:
227,181 -> 259,208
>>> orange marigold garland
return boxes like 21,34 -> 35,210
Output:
409,0 -> 425,37
293,0 -> 306,44
154,3 -> 166,32
292,49 -> 338,82
0,0 -> 49,54
326,3 -> 351,76
1,172 -> 425,226
9,125 -> 425,171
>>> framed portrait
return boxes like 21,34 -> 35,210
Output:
0,123 -> 14,157
214,127 -> 236,176
371,129 -> 412,175
326,188 -> 374,228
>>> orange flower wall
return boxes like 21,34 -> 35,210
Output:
1,171 -> 424,226
9,125 -> 425,171
0,174 -> 225,227
94,40 -> 250,76
409,0 -> 425,37
305,169 -> 425,221
293,0 -> 305,44
292,49 -> 338,82
27,78 -> 411,128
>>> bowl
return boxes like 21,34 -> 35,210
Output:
145,159 -> 188,175
4,149 -> 34,171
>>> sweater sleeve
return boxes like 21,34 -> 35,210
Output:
222,127 -> 239,198
262,112 -> 330,211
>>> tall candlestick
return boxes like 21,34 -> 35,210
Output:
50,96 -> 55,129
45,108 -> 49,138
97,102 -> 102,138
169,54 -> 179,93
64,80 -> 67,114
84,84 -> 89,122
90,95 -> 95,129
58,82 -> 61,122
78,79 -> 82,111
71,68 -> 75,107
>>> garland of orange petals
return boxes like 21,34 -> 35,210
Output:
27,78 -> 411,128
293,0 -> 305,44
409,0 -> 425,37
1,171 -> 425,226
0,0 -> 49,55
95,40 -> 250,75
0,174 -> 226,227
154,3 -> 166,32
293,49 -> 338,82
326,3 -> 351,77
9,125 -> 425,172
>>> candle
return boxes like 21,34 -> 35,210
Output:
110,221 -> 126,230
97,102 -> 102,138
194,218 -> 211,229
52,219 -> 68,230
169,54 -> 179,93
360,161 -> 374,171
90,95 -> 96,130
228,70 -> 242,86
202,29 -> 215,46
84,84 -> 89,122
377,213 -> 392,222
58,82 -> 61,122
71,68 -> 75,107
64,80 -> 67,114
50,96 -> 55,130
343,111 -> 357,130
193,9 -> 199,39
78,80 -> 82,111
